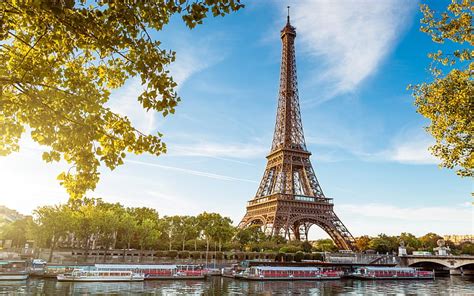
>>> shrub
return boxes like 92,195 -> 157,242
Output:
166,250 -> 178,258
214,251 -> 224,260
312,253 -> 324,261
275,252 -> 285,262
294,251 -> 304,262
155,250 -> 167,258
279,245 -> 302,253
285,253 -> 294,262
178,251 -> 189,259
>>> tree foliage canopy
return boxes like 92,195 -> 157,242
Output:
410,0 -> 473,177
0,0 -> 243,198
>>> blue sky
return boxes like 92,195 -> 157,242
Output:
0,0 -> 472,238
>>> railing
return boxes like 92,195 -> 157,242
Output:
247,194 -> 333,206
325,252 -> 398,265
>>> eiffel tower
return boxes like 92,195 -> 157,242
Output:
239,11 -> 355,250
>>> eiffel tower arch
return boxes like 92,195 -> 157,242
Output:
239,13 -> 355,250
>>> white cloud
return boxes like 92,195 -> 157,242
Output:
337,203 -> 473,237
124,159 -> 258,183
339,203 -> 471,223
306,123 -> 440,165
169,142 -> 267,160
288,0 -> 416,101
374,128 -> 439,165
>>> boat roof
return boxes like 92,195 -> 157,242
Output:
251,266 -> 320,271
359,267 -> 416,271
0,260 -> 26,264
95,264 -> 177,269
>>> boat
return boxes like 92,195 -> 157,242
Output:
29,259 -> 47,277
350,267 -> 434,280
43,264 -> 93,278
241,266 -> 342,281
57,269 -> 144,282
0,261 -> 29,280
204,268 -> 221,276
222,264 -> 241,278
94,264 -> 206,280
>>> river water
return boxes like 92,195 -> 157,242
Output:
1,276 -> 473,295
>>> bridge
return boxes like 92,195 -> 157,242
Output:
400,255 -> 474,275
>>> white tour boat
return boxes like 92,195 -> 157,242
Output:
57,269 -> 144,282
351,267 -> 434,280
94,264 -> 206,280
242,266 -> 342,281
0,261 -> 29,280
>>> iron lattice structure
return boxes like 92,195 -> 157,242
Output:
239,16 -> 356,250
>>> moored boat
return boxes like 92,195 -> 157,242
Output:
0,261 -> 29,280
351,267 -> 434,280
222,264 -> 240,278
204,268 -> 221,276
43,264 -> 93,278
242,266 -> 342,281
29,259 -> 47,277
94,264 -> 206,280
57,269 -> 144,282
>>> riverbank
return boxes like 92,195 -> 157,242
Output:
1,248 -> 327,264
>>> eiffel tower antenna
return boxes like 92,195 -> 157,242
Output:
239,12 -> 355,250
287,6 -> 290,24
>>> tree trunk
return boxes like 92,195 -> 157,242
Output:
194,240 -> 197,251
219,238 -> 222,252
182,239 -> 185,251
84,239 -> 90,262
103,244 -> 108,263
139,245 -> 143,262
48,236 -> 57,263
112,231 -> 117,249
206,238 -> 209,267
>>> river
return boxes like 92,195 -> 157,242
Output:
1,276 -> 473,295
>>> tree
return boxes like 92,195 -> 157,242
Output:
94,204 -> 121,262
212,216 -> 234,251
116,210 -> 138,260
0,216 -> 33,248
410,1 -> 473,177
0,1 -> 244,199
312,239 -> 337,253
301,240 -> 313,253
234,225 -> 267,249
399,232 -> 421,253
159,216 -> 179,251
69,198 -> 100,261
460,242 -> 474,255
355,235 -> 371,252
173,216 -> 199,251
368,234 -> 398,254
419,232 -> 443,251
34,204 -> 73,262
196,212 -> 233,262
136,218 -> 160,262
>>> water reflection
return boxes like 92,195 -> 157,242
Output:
0,276 -> 473,295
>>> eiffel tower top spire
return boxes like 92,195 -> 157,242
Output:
271,9 -> 306,152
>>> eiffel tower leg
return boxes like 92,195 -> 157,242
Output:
316,214 -> 355,250
292,222 -> 301,240
303,223 -> 311,241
